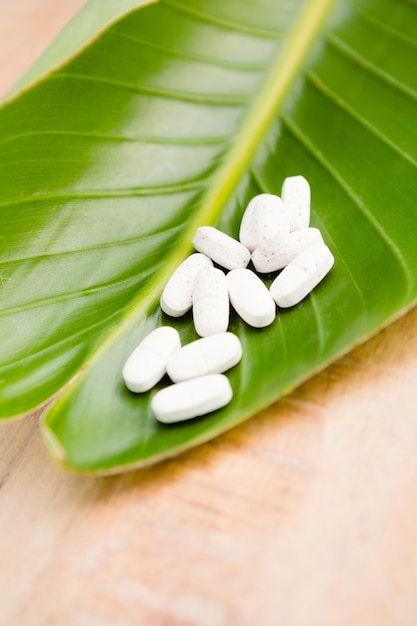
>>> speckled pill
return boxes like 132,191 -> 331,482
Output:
252,227 -> 324,273
239,194 -> 289,252
192,226 -> 250,270
270,243 -> 334,308
239,194 -> 268,252
252,194 -> 290,252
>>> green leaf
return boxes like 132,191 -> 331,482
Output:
1,0 -> 416,474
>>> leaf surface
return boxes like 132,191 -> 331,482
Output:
1,0 -> 416,473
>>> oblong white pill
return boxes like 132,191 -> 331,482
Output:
227,268 -> 276,328
160,253 -> 213,317
123,326 -> 181,393
281,175 -> 311,231
239,194 -> 269,252
167,332 -> 242,383
252,194 -> 290,252
192,226 -> 250,270
270,243 -> 334,308
252,227 -> 324,273
192,266 -> 229,337
152,374 -> 233,423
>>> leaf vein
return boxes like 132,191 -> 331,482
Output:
0,180 -> 205,210
0,271 -> 152,318
327,33 -> 417,102
348,0 -> 417,48
0,224 -> 183,266
110,28 -> 267,72
160,0 -> 280,39
0,311 -> 121,374
309,294 -> 325,358
56,72 -> 248,106
0,130 -> 229,149
306,71 -> 417,166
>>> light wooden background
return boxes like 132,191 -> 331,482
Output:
1,3 -> 417,625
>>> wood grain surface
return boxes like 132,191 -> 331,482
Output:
1,3 -> 417,625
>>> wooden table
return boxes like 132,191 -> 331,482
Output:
1,3 -> 417,624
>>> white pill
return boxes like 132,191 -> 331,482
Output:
192,266 -> 229,337
270,243 -> 334,308
239,194 -> 289,252
152,373 -> 233,423
122,326 -> 181,393
252,227 -> 324,273
160,253 -> 213,317
239,194 -> 267,252
252,194 -> 290,252
167,332 -> 242,383
227,268 -> 276,328
192,226 -> 250,270
281,175 -> 311,231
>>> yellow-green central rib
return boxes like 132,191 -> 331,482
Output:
194,0 -> 335,229
144,0 -> 336,323
66,0 -> 334,369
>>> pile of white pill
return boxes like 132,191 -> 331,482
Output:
123,175 -> 334,424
